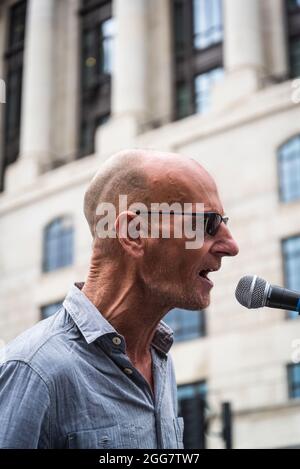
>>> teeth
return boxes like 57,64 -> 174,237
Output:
199,267 -> 218,276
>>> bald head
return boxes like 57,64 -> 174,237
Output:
84,149 -> 149,238
84,148 -> 220,241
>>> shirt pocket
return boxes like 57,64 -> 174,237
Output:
67,424 -> 137,449
174,417 -> 184,449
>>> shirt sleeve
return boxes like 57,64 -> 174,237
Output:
0,360 -> 51,448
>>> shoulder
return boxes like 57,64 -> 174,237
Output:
0,360 -> 51,448
1,307 -> 76,382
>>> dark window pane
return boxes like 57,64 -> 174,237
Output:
290,38 -> 300,78
178,381 -> 207,449
79,113 -> 109,157
288,363 -> 300,398
283,236 -> 300,319
6,68 -> 22,140
82,28 -> 97,89
288,0 -> 300,11
172,0 -> 223,121
80,120 -> 94,156
287,0 -> 300,77
9,0 -> 27,47
41,302 -> 62,320
176,82 -> 192,119
3,1 -> 27,172
174,0 -> 187,56
279,136 -> 300,202
43,217 -> 74,272
164,308 -> 206,342
79,1 -> 113,157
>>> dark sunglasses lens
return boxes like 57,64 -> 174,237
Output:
205,213 -> 222,236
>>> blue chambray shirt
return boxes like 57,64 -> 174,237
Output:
0,283 -> 184,449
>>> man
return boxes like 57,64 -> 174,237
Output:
0,149 -> 238,448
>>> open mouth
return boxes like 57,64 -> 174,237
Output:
199,269 -> 211,279
198,268 -> 218,287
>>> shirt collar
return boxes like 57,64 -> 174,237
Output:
63,282 -> 174,355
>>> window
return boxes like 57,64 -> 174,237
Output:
1,1 -> 27,190
288,363 -> 300,398
193,0 -> 223,49
194,67 -> 224,113
287,0 -> 300,78
41,301 -> 62,320
79,0 -> 114,157
43,217 -> 74,272
172,0 -> 223,120
282,236 -> 300,319
278,136 -> 300,202
178,381 -> 207,449
164,308 -> 206,342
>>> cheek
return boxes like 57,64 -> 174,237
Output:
142,239 -> 171,274
147,240 -> 183,278
145,238 -> 209,282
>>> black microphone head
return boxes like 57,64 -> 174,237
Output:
235,275 -> 269,309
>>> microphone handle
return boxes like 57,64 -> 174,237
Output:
266,285 -> 300,312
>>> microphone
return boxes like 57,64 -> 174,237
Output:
235,275 -> 300,313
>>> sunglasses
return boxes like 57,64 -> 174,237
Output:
135,210 -> 229,237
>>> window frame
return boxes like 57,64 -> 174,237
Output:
40,301 -> 63,320
1,0 -> 27,190
286,0 -> 300,78
281,234 -> 300,320
177,380 -> 207,449
42,216 -> 74,273
78,0 -> 113,158
171,0 -> 223,120
164,308 -> 206,342
287,362 -> 300,399
278,135 -> 300,203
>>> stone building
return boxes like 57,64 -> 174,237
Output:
0,0 -> 300,449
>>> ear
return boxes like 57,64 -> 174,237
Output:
115,211 -> 146,258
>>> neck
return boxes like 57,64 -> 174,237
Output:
82,261 -> 170,364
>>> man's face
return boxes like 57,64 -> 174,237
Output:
139,162 -> 239,310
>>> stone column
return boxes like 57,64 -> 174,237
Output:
213,0 -> 266,109
224,0 -> 264,72
96,0 -> 149,156
112,0 -> 148,119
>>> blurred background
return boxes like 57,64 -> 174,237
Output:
0,0 -> 300,449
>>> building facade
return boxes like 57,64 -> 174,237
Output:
1,0 -> 300,449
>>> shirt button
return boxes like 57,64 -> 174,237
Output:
124,368 -> 133,375
112,336 -> 122,346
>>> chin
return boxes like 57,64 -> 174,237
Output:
201,299 -> 210,309
180,295 -> 210,311
196,293 -> 211,310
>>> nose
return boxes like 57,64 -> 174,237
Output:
211,222 -> 239,257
